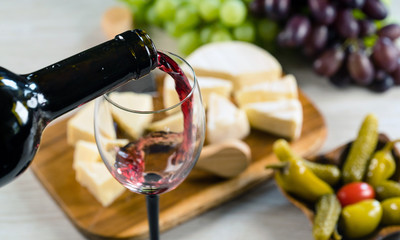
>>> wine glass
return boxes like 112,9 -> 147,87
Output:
94,51 -> 205,240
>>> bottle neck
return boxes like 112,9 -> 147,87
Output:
24,30 -> 157,121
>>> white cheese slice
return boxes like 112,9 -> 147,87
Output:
186,41 -> 282,90
109,92 -> 153,140
243,99 -> 303,140
148,112 -> 184,132
234,74 -> 298,107
67,100 -> 116,146
73,140 -> 125,207
207,93 -> 250,144
163,75 -> 233,111
75,161 -> 126,207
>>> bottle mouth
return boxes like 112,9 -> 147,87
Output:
102,50 -> 198,114
116,29 -> 158,77
132,29 -> 158,70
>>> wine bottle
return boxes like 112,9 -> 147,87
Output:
0,29 -> 158,187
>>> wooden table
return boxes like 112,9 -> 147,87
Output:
1,1 -> 400,239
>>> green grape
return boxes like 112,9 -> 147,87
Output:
210,28 -> 233,42
165,21 -> 184,38
178,31 -> 201,55
219,0 -> 247,27
175,4 -> 200,30
155,0 -> 177,21
122,0 -> 148,10
352,9 -> 366,20
200,26 -> 213,44
381,0 -> 392,6
363,35 -> 378,48
131,5 -> 147,26
257,19 -> 279,43
199,0 -> 221,22
145,4 -> 162,27
233,21 -> 256,42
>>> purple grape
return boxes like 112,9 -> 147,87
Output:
308,0 -> 337,25
263,0 -> 274,16
277,15 -> 311,47
335,9 -> 360,38
369,70 -> 394,92
391,58 -> 400,85
377,24 -> 400,41
249,0 -> 266,18
358,19 -> 376,37
309,25 -> 328,49
313,46 -> 345,77
339,0 -> 365,8
362,0 -> 388,20
265,0 -> 291,20
308,0 -> 328,13
372,37 -> 399,73
274,0 -> 291,19
347,50 -> 374,86
329,65 -> 353,88
303,25 -> 328,56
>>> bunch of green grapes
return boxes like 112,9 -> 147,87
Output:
121,0 -> 279,55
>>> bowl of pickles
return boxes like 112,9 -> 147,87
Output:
268,113 -> 400,240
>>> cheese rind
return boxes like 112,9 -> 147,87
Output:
234,74 -> 298,107
207,93 -> 250,144
67,101 -> 116,146
243,99 -> 303,140
186,41 -> 282,90
109,92 -> 153,139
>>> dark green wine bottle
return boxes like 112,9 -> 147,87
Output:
0,29 -> 158,187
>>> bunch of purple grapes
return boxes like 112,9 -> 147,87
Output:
249,0 -> 400,92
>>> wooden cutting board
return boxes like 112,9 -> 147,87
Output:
31,90 -> 326,240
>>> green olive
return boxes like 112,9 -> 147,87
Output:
340,199 -> 382,239
381,197 -> 400,226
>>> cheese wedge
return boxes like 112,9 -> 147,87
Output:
234,74 -> 298,107
148,112 -> 184,132
186,41 -> 282,90
67,100 -> 116,146
243,99 -> 303,140
73,140 -> 125,207
109,92 -> 153,139
207,93 -> 250,144
73,140 -> 102,170
163,75 -> 233,110
75,161 -> 126,207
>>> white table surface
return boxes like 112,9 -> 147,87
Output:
1,1 -> 400,239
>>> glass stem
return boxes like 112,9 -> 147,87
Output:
146,194 -> 160,240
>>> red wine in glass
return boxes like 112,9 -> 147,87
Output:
111,51 -> 194,195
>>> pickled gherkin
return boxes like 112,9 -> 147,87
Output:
313,194 -> 341,240
342,114 -> 379,184
302,160 -> 341,186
